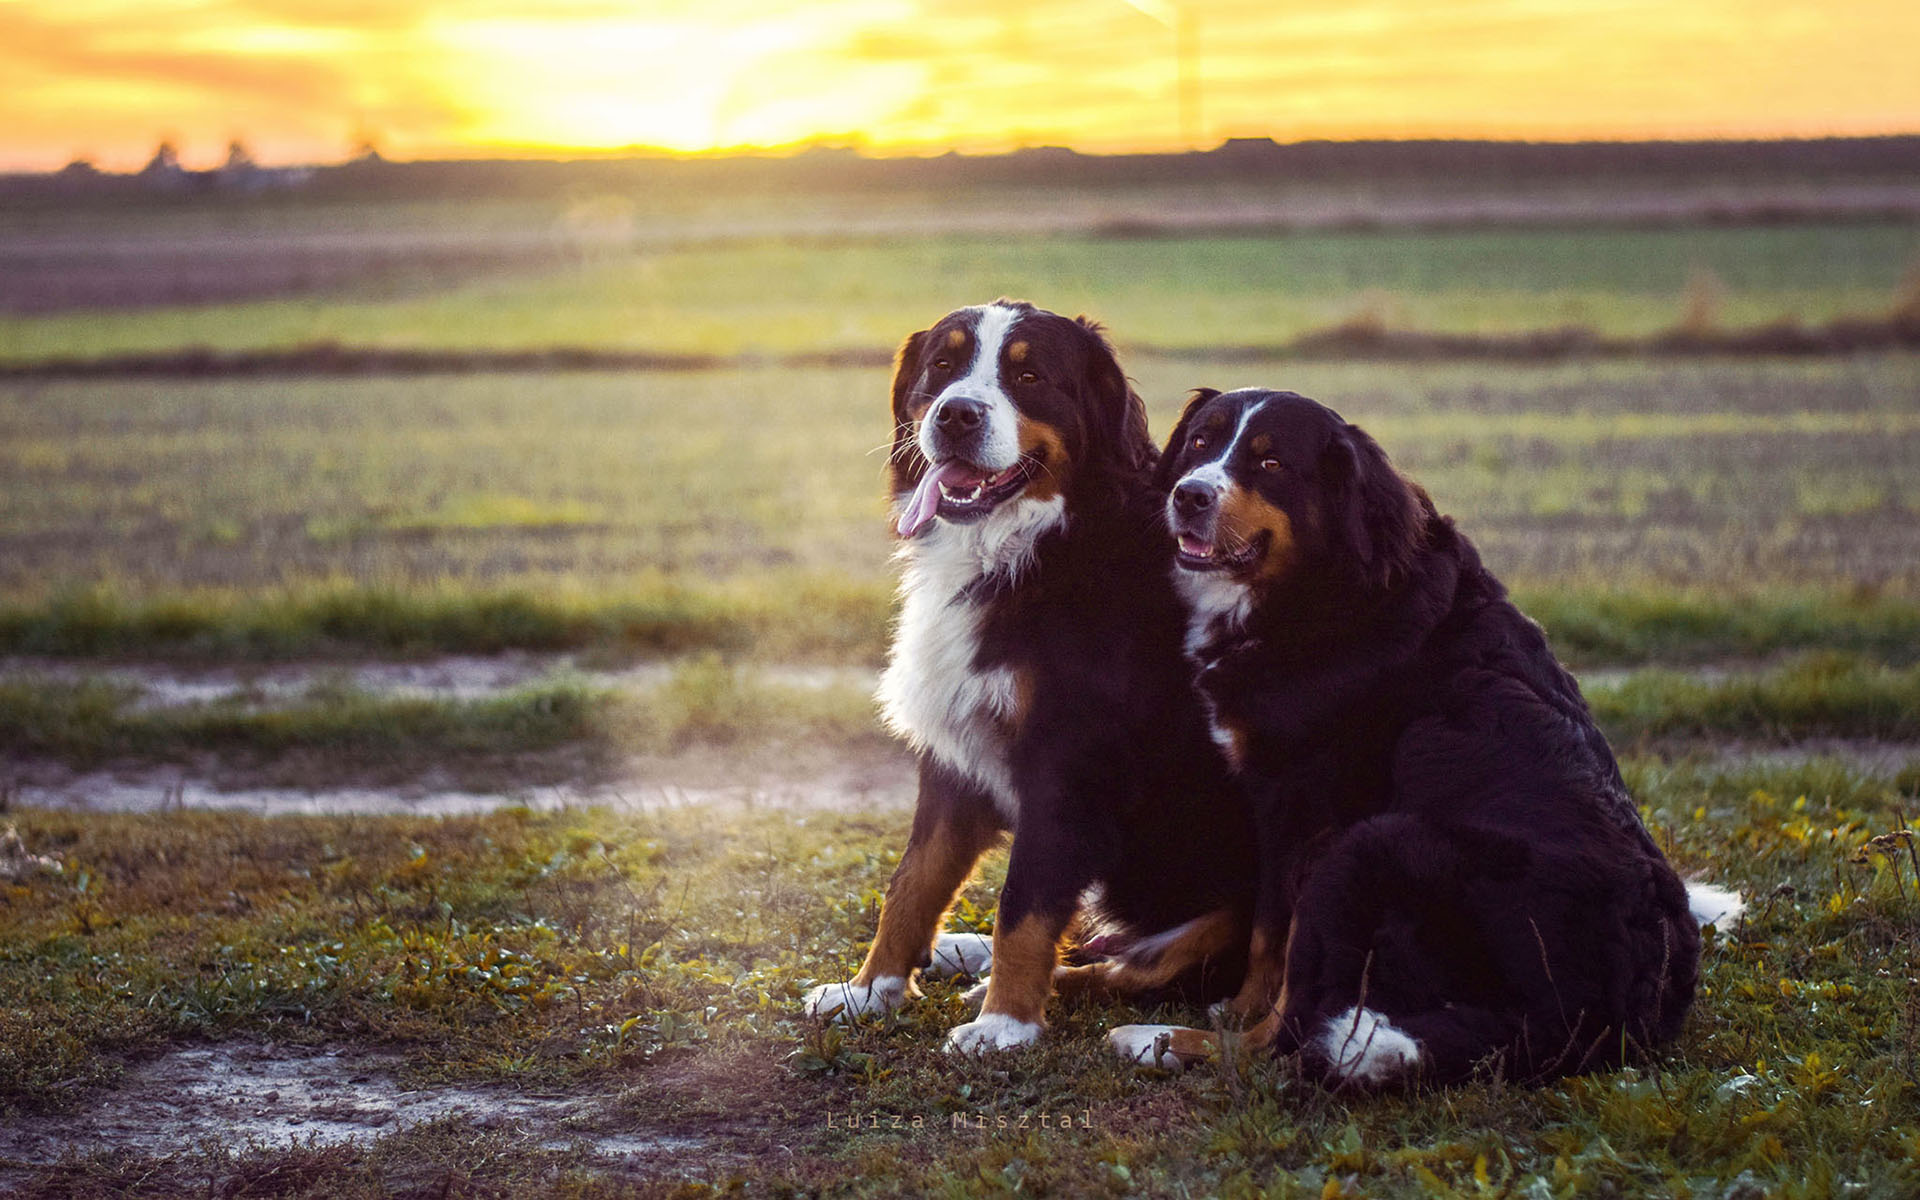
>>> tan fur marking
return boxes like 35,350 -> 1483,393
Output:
1161,1027 -> 1223,1062
1218,485 -> 1296,584
946,328 -> 968,349
1007,340 -> 1029,363
1016,416 -> 1071,504
853,818 -> 1001,991
1219,923 -> 1287,1023
981,914 -> 1064,1025
1054,908 -> 1241,1000
1216,718 -> 1248,772
1249,433 -> 1272,456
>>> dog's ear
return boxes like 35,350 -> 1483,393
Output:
1076,316 -> 1154,477
1325,421 -> 1425,591
1153,388 -> 1221,492
887,329 -> 930,485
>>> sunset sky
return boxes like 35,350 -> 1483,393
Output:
4,0 -> 1918,171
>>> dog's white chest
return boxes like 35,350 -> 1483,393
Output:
875,505 -> 1061,819
877,577 -> 1021,818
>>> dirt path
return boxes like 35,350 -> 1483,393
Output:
0,1041 -> 751,1192
0,654 -> 877,712
6,743 -> 918,817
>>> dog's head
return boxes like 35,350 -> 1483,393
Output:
888,300 -> 1151,538
1156,387 -> 1427,594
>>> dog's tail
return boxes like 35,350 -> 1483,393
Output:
1685,882 -> 1745,932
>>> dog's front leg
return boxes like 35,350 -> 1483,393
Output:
804,761 -> 1003,1021
944,813 -> 1092,1053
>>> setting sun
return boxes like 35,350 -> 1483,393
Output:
2,0 -> 1918,170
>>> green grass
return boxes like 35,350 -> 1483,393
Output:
3,222 -> 1917,363
4,582 -> 1920,674
2,355 -> 1917,610
2,753 -> 1916,1195
0,576 -> 890,664
1591,654 -> 1920,745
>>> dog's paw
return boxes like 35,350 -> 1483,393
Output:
1319,1007 -> 1422,1086
1109,1024 -> 1213,1070
924,932 -> 993,980
802,975 -> 907,1022
943,1013 -> 1042,1054
959,977 -> 991,1008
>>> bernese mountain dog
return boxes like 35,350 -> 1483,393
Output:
803,301 -> 1254,1052
1109,387 -> 1742,1085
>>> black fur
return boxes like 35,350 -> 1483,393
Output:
1160,387 -> 1699,1084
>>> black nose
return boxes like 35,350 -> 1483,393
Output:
933,396 -> 986,432
1171,480 -> 1217,517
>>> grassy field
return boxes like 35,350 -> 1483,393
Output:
4,756 -> 1917,1196
3,190 -> 1918,1194
3,356 -> 1918,605
3,220 -> 1918,362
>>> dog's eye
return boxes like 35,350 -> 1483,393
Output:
931,358 -> 951,372
1260,457 -> 1283,473
1190,435 -> 1209,452
1016,370 -> 1039,386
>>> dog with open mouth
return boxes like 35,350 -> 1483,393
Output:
1109,387 -> 1741,1085
802,301 -> 1255,1053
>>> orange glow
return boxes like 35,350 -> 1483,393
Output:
2,0 -> 1917,170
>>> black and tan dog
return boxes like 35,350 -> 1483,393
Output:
803,302 -> 1253,1052
1110,387 -> 1740,1084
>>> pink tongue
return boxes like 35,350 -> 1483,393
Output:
897,461 -> 987,538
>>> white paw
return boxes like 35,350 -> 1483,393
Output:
960,977 -> 991,1008
943,1012 -> 1043,1054
925,932 -> 993,980
1319,1007 -> 1422,1086
1686,882 -> 1746,932
802,975 -> 907,1022
1108,1024 -> 1190,1071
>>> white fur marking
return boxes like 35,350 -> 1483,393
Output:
1686,882 -> 1746,932
877,492 -> 1066,818
916,303 -> 1022,473
925,931 -> 994,979
944,1012 -> 1043,1053
1175,568 -> 1254,659
1319,1007 -> 1422,1085
1108,1024 -> 1192,1070
802,975 -> 908,1022
1173,395 -> 1268,503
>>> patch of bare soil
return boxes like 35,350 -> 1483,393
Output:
4,740 -> 918,817
0,655 -> 878,712
0,1041 -> 713,1187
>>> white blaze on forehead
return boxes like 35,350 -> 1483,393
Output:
916,303 -> 1023,472
1175,394 -> 1267,496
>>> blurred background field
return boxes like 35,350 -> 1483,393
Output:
6,146 -> 1920,1196
4,356 -> 1920,606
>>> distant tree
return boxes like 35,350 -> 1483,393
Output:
222,140 -> 257,173
141,140 -> 182,175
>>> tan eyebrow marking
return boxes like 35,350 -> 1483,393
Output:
946,328 -> 968,348
1250,434 -> 1272,455
1007,340 -> 1029,363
